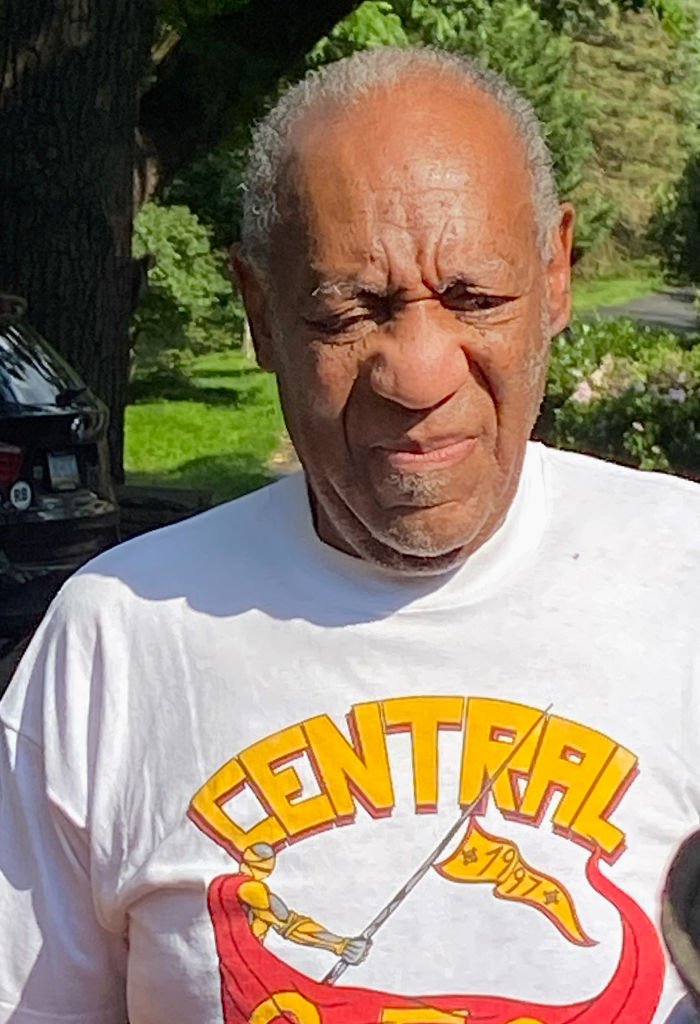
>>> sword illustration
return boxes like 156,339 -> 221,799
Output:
323,703 -> 553,985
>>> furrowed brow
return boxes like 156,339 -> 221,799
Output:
435,257 -> 521,291
435,274 -> 479,293
310,278 -> 388,301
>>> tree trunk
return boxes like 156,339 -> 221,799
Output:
0,0 -> 156,480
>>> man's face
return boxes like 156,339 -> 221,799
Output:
240,78 -> 573,573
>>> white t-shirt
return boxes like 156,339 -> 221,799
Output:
1,442 -> 698,1024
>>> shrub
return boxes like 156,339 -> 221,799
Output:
540,317 -> 699,478
162,146 -> 247,249
650,151 -> 700,285
131,202 -> 245,378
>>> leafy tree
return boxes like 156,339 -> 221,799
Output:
309,0 -> 408,58
570,4 -> 700,273
650,150 -> 700,283
138,0 -> 361,196
532,0 -> 690,34
163,148 -> 248,250
131,203 -> 242,378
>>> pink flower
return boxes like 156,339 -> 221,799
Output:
571,380 -> 594,404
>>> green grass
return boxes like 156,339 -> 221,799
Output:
124,350 -> 285,502
572,271 -> 662,312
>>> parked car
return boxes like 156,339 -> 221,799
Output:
0,294 -> 119,637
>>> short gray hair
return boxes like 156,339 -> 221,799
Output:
240,46 -> 561,275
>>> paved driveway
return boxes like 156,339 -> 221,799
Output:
596,288 -> 697,333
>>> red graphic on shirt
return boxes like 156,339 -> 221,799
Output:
207,852 -> 664,1024
190,698 -> 668,1022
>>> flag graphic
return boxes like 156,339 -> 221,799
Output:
434,819 -> 594,947
207,852 -> 664,1024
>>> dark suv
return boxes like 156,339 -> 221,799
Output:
0,295 -> 119,636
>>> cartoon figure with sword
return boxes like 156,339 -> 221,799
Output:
200,704 -> 666,1024
234,842 -> 371,966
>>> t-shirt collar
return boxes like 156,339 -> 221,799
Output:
276,441 -> 550,612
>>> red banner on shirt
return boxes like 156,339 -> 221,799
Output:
207,852 -> 664,1024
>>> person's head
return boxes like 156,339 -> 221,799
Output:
241,843 -> 276,879
234,48 -> 574,575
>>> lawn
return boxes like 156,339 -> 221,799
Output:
124,350 -> 285,502
572,269 -> 661,312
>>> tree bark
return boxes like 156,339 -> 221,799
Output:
0,0 -> 156,480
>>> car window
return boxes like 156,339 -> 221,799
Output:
0,320 -> 86,407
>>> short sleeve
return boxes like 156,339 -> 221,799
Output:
0,585 -> 128,1022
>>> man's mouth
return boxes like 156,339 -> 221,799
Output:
373,436 -> 479,470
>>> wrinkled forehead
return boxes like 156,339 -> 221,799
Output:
274,77 -> 538,284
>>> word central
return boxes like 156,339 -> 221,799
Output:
189,697 -> 636,860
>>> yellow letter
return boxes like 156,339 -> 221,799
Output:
569,743 -> 637,857
250,991 -> 320,1024
304,703 -> 395,820
239,724 -> 336,839
519,716 -> 629,854
383,696 -> 464,811
188,756 -> 286,857
459,699 -> 545,814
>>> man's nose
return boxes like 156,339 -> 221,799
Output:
367,303 -> 472,411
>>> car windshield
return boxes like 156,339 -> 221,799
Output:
0,319 -> 86,407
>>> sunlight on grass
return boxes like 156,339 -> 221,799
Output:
572,272 -> 661,312
124,350 -> 285,502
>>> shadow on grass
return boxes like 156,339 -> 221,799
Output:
195,367 -> 262,380
128,375 -> 264,407
127,452 -> 279,504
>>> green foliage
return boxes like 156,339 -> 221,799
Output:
531,0 -> 690,34
131,202 -> 243,377
571,5 -> 700,274
162,145 -> 246,248
650,151 -> 700,284
156,0 -> 252,33
541,317 -> 699,476
309,1 -> 408,60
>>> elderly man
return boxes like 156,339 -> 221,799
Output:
0,47 -> 697,1024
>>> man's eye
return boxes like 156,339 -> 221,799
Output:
441,288 -> 509,312
304,314 -> 372,335
304,303 -> 389,339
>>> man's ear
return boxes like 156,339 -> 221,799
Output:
229,245 -> 277,372
546,202 -> 576,337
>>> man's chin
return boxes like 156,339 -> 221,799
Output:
371,543 -> 470,577
308,476 -> 491,576
332,523 -> 470,576
333,506 -> 480,576
365,520 -> 476,576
